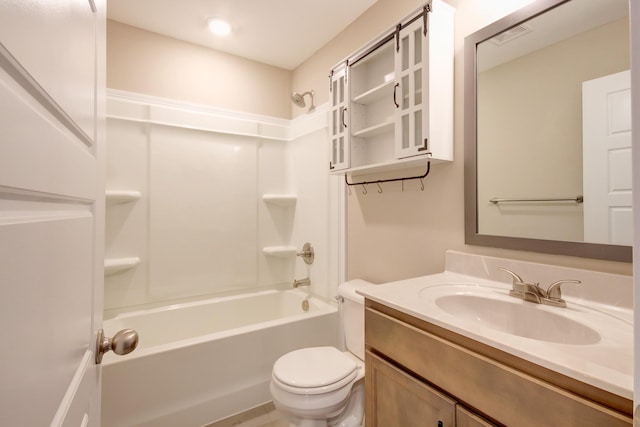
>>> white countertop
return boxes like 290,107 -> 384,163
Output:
359,270 -> 633,400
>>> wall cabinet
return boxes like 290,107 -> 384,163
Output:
329,64 -> 349,171
329,0 -> 454,175
365,301 -> 632,427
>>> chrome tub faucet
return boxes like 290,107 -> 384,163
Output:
293,277 -> 311,288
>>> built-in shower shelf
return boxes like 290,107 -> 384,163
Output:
106,190 -> 141,204
262,194 -> 297,207
104,257 -> 141,276
262,246 -> 297,257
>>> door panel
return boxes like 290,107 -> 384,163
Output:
0,0 -> 96,139
0,0 -> 104,426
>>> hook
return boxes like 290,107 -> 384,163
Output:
377,182 -> 383,193
361,184 -> 367,195
420,178 -> 424,191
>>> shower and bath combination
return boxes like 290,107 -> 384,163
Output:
290,90 -> 315,112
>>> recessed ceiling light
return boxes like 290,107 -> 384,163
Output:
208,19 -> 231,36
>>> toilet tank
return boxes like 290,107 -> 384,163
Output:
338,279 -> 375,361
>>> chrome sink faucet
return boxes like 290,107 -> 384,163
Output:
498,268 -> 580,308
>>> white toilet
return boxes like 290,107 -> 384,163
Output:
270,279 -> 374,427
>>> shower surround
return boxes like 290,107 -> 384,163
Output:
104,90 -> 341,316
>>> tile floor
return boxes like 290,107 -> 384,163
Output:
206,403 -> 287,427
231,410 -> 287,427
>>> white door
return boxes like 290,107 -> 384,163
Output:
582,70 -> 632,245
0,1 -> 106,426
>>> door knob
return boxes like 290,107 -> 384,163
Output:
95,328 -> 139,364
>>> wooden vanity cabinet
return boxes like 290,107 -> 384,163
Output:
364,300 -> 632,427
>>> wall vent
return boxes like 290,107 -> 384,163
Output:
490,24 -> 533,46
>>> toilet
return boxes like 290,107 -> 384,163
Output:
270,279 -> 374,427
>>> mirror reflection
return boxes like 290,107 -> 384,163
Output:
476,0 -> 631,246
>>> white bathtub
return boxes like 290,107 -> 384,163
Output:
101,289 -> 339,427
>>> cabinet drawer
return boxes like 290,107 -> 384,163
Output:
366,350 -> 456,427
365,307 -> 631,427
456,406 -> 497,427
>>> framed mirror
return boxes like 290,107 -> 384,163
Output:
464,0 -> 632,262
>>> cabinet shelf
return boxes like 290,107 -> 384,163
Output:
262,194 -> 297,207
352,121 -> 394,139
262,246 -> 297,257
104,257 -> 140,276
106,190 -> 141,204
353,79 -> 395,105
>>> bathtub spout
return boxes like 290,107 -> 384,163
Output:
293,277 -> 311,288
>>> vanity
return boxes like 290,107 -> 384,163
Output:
356,0 -> 633,424
360,251 -> 633,426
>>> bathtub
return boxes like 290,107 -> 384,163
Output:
101,289 -> 339,427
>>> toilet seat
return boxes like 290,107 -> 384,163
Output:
273,347 -> 358,395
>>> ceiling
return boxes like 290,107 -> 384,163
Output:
478,0 -> 629,71
107,0 -> 378,70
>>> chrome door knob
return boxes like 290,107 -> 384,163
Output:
95,328 -> 139,364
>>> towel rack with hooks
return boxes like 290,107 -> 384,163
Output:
345,161 -> 430,194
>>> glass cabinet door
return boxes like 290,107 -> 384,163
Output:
394,18 -> 429,159
329,65 -> 350,171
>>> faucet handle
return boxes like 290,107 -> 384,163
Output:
498,267 -> 525,285
546,279 -> 581,301
296,242 -> 314,265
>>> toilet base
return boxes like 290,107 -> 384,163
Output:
273,379 -> 364,427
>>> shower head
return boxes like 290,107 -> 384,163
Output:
290,90 -> 315,112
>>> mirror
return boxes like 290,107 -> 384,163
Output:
464,0 -> 632,262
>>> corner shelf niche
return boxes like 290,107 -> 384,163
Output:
104,257 -> 141,276
262,194 -> 297,207
105,190 -> 141,277
262,246 -> 297,257
262,194 -> 297,261
106,190 -> 141,204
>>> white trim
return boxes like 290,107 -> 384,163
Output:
630,0 -> 640,421
106,89 -> 328,141
289,107 -> 330,140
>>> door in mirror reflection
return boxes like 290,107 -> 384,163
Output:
582,70 -> 632,245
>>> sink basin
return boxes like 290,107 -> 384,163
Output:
433,292 -> 601,345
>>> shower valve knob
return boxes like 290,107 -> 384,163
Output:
95,328 -> 139,364
296,242 -> 315,265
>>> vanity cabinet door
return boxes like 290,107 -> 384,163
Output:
456,406 -> 497,427
329,64 -> 349,171
365,350 -> 456,427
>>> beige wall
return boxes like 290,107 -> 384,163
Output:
107,20 -> 292,119
291,0 -> 632,282
107,1 -> 633,285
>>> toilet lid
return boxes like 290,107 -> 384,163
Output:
273,346 -> 357,389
